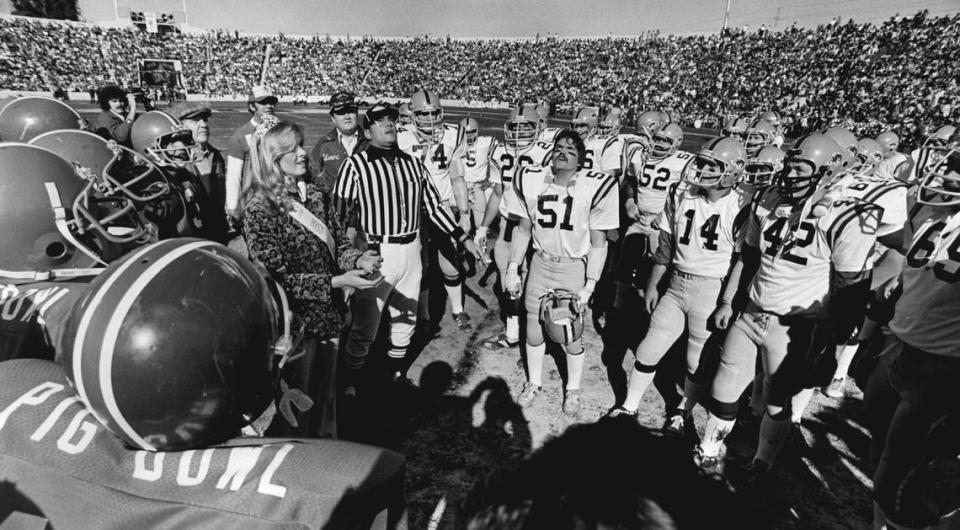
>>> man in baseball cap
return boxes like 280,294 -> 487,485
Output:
224,84 -> 278,222
363,103 -> 400,130
248,85 -> 278,105
164,100 -> 230,243
310,91 -> 368,196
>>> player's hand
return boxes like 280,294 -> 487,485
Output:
625,199 -> 641,221
333,269 -> 383,290
577,287 -> 593,308
462,239 -> 484,263
458,213 -> 472,233
356,250 -> 383,275
473,226 -> 488,249
711,302 -> 734,330
644,286 -> 659,314
504,264 -> 522,298
126,93 -> 138,108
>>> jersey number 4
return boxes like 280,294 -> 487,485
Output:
906,221 -> 960,283
679,210 -> 720,250
763,218 -> 814,265
538,194 -> 574,231
432,145 -> 448,170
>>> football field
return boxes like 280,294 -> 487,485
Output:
65,100 -> 875,529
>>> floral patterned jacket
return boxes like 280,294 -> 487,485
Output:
244,183 -> 362,340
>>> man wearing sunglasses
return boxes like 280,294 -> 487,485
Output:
310,91 -> 369,197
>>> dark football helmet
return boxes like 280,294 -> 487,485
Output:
540,289 -> 584,346
0,96 -> 84,142
30,129 -> 173,241
60,238 -> 296,451
0,142 -> 138,283
131,111 -> 202,167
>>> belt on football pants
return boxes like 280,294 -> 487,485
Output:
535,250 -> 585,264
367,232 -> 417,245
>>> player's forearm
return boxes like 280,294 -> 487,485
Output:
225,156 -> 243,212
479,185 -> 502,229
585,230 -> 608,291
645,263 -> 668,293
720,254 -> 744,307
509,219 -> 532,266
451,175 -> 470,213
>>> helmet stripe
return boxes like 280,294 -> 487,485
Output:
98,239 -> 218,451
71,240 -> 169,421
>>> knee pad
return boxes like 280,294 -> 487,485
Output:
708,397 -> 740,421
634,360 -> 657,373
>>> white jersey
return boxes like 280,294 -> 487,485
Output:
489,139 -> 553,218
657,182 -> 751,278
538,127 -> 563,144
889,202 -> 960,357
398,122 -> 464,202
746,188 -> 879,316
510,166 -> 619,258
463,135 -> 495,184
829,172 -> 908,237
626,149 -> 694,233
874,151 -> 910,181
584,135 -> 621,174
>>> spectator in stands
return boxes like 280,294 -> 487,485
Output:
91,85 -> 137,147
225,84 -> 277,223
167,101 -> 231,244
309,91 -> 368,195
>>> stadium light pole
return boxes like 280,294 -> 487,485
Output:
182,0 -> 189,25
722,0 -> 732,30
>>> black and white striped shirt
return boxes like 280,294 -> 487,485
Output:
334,147 -> 464,239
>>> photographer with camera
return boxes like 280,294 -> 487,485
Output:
92,85 -> 139,147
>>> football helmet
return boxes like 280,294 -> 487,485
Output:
409,89 -> 444,142
851,138 -> 884,176
821,126 -> 859,163
917,129 -> 960,206
597,107 -> 624,139
398,102 -> 413,126
0,143 -> 135,283
649,123 -> 684,160
744,145 -> 785,188
30,130 -> 172,240
875,130 -> 900,155
570,106 -> 600,141
60,237 -> 295,451
759,110 -> 782,129
131,111 -> 201,167
722,117 -> 750,141
0,96 -> 84,142
923,125 -> 957,149
657,110 -> 672,126
745,119 -> 777,157
459,117 -> 479,146
539,289 -> 584,346
504,104 -> 541,150
634,110 -> 666,139
780,134 -> 847,202
683,136 -> 746,189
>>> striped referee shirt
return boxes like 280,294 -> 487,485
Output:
334,147 -> 464,239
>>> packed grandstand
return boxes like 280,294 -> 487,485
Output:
2,9 -> 958,149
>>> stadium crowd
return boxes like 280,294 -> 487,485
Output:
3,9 -> 959,148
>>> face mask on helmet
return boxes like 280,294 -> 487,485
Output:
60,238 -> 301,451
850,138 -> 884,177
596,109 -> 623,139
132,111 -> 203,168
635,111 -> 664,138
745,120 -> 776,157
684,155 -> 739,189
777,159 -> 823,202
30,129 -> 171,245
539,290 -> 584,346
917,141 -> 960,206
649,124 -> 683,160
743,146 -> 785,188
414,107 -> 443,141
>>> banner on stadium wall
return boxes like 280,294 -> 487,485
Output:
138,59 -> 183,88
144,12 -> 158,33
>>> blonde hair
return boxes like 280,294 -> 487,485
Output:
240,120 -> 304,214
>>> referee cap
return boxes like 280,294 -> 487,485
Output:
363,103 -> 399,128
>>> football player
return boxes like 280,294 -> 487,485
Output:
863,129 -> 960,530
744,119 -> 779,157
904,124 -> 958,184
606,137 -> 750,436
398,89 -> 474,330
570,106 -> 620,178
695,134 -> 879,485
459,116 -> 495,230
873,130 -> 912,182
504,129 -> 620,415
475,104 -> 552,349
0,358 -> 407,530
722,116 -> 750,143
535,99 -> 562,144
398,101 -> 413,128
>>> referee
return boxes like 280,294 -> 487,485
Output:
334,103 -> 482,390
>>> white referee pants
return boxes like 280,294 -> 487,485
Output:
343,237 -> 423,368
